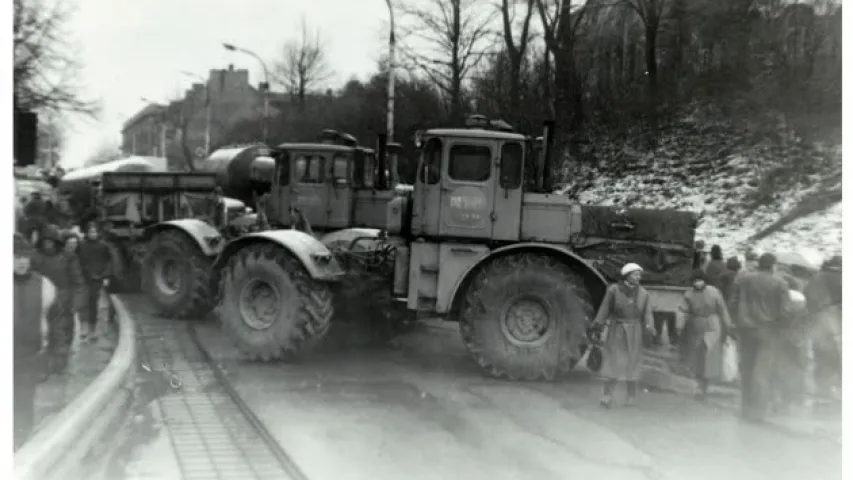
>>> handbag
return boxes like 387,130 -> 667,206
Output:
721,337 -> 739,383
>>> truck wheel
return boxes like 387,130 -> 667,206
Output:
142,230 -> 214,318
218,243 -> 334,360
458,253 -> 595,381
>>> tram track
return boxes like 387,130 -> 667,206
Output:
120,305 -> 310,480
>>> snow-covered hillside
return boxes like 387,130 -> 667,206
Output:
560,109 -> 842,263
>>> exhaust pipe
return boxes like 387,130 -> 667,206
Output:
541,120 -> 556,193
376,133 -> 388,190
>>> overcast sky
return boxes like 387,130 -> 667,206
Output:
61,0 -> 395,167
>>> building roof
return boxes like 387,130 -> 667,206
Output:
122,104 -> 166,133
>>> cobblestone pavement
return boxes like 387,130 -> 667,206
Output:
33,310 -> 119,433
115,296 -> 841,480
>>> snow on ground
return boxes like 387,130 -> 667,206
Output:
562,115 -> 842,263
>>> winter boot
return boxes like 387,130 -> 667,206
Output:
626,381 -> 638,407
600,380 -> 615,409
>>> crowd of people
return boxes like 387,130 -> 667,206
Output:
594,243 -> 843,422
13,190 -> 115,450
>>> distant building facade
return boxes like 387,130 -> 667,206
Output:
121,64 -> 282,170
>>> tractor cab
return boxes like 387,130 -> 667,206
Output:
410,115 -> 534,242
269,129 -> 402,231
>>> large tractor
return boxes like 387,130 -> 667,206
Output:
141,116 -> 697,380
140,130 -> 407,319
62,170 -> 251,294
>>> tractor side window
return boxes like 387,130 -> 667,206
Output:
295,156 -> 308,181
297,155 -> 325,184
499,142 -> 523,189
277,154 -> 290,186
332,153 -> 349,184
419,138 -> 442,185
448,144 -> 491,182
363,153 -> 375,188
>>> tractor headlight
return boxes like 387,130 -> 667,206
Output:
310,252 -> 332,264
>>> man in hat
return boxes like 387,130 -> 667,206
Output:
14,233 -> 55,450
32,225 -> 84,373
729,252 -> 793,421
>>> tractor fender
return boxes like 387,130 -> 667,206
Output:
446,242 -> 609,315
212,229 -> 345,282
143,219 -> 224,257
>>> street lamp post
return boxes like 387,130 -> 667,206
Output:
223,43 -> 270,143
385,0 -> 396,143
181,70 -> 211,157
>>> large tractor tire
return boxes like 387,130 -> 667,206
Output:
217,243 -> 334,360
458,253 -> 595,381
141,230 -> 214,318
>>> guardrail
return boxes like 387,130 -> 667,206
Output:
14,295 -> 138,480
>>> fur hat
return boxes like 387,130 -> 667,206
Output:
621,263 -> 643,277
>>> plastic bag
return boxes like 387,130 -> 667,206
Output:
721,338 -> 739,383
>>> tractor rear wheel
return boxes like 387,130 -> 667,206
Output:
458,253 -> 595,381
217,243 -> 334,360
141,230 -> 214,318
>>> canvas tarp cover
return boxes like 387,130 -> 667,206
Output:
580,206 -> 697,247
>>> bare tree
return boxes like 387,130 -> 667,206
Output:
620,0 -> 671,144
14,0 -> 98,116
500,0 -> 537,117
536,0 -> 589,138
274,16 -> 332,109
398,0 -> 497,122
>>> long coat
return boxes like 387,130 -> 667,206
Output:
680,285 -> 732,380
593,283 -> 654,382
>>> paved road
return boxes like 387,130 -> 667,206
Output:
117,297 -> 841,480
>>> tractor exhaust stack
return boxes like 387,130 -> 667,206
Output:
541,120 -> 556,193
377,133 -> 388,189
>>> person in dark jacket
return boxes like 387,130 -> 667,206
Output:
14,233 -> 55,450
720,256 -> 742,303
77,221 -> 114,342
693,240 -> 707,270
31,226 -> 84,375
704,245 -> 727,291
729,253 -> 793,421
805,255 -> 842,397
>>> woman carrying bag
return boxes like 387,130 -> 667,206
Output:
592,263 -> 656,408
679,269 -> 734,400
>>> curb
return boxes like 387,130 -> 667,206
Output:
14,295 -> 138,480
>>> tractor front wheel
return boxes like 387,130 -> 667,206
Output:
458,253 -> 595,381
141,230 -> 214,318
217,244 -> 334,360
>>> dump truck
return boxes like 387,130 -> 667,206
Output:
139,116 -> 697,380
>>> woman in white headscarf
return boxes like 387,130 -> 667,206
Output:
592,263 -> 656,408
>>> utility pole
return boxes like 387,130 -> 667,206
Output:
385,0 -> 396,143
